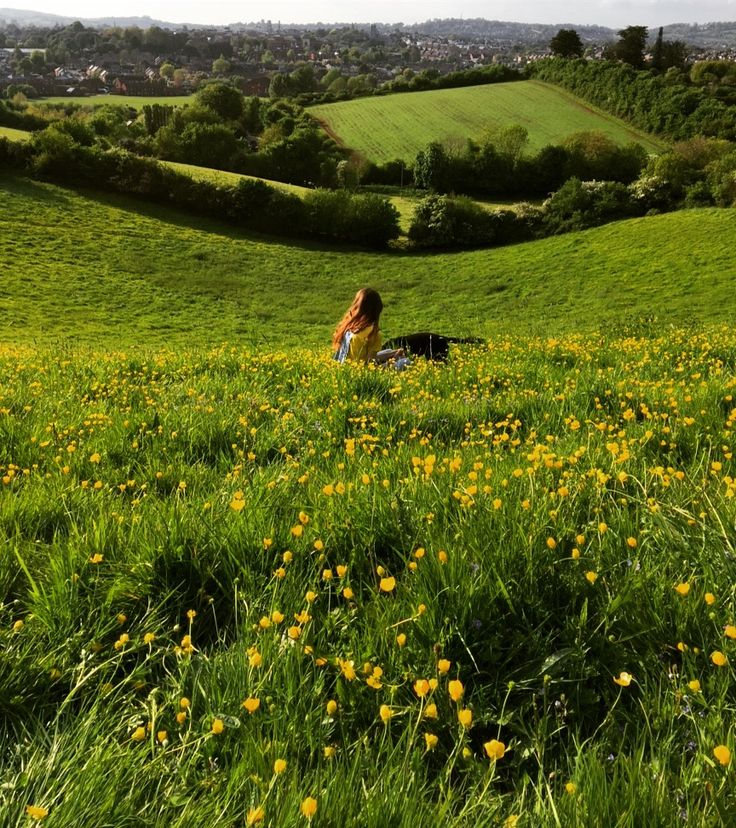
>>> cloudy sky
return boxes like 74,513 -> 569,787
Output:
14,0 -> 736,26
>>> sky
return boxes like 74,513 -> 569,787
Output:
8,0 -> 736,27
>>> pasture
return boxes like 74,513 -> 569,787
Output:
2,174 -> 736,348
310,80 -> 666,163
38,94 -> 196,109
0,126 -> 31,141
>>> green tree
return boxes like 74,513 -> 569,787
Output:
549,29 -> 584,58
195,83 -> 244,121
211,55 -> 232,75
615,26 -> 648,69
159,62 -> 175,80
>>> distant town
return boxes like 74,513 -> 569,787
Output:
1,11 -> 735,99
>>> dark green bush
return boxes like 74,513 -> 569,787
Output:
408,194 -> 532,249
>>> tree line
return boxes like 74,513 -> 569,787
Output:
530,57 -> 736,141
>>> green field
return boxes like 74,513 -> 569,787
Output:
310,80 -> 666,163
3,170 -> 736,825
0,126 -> 31,141
38,94 -> 195,109
2,173 -> 735,348
164,161 -> 310,196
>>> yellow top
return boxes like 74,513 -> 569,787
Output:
348,325 -> 382,362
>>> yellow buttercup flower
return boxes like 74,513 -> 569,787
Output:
688,679 -> 701,692
379,576 -> 396,592
273,758 -> 287,774
414,679 -> 431,697
211,718 -> 224,735
448,679 -> 464,701
300,796 -> 318,819
484,739 -> 506,760
379,704 -> 393,723
714,745 -> 731,766
425,733 -> 439,750
711,651 -> 728,666
25,805 -> 49,820
458,708 -> 473,728
613,671 -> 633,687
246,806 -> 265,825
243,697 -> 261,713
675,582 -> 690,596
437,658 -> 451,674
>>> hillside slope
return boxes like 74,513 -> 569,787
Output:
310,80 -> 666,163
2,174 -> 734,347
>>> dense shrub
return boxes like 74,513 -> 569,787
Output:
413,130 -> 647,200
530,57 -> 736,141
408,194 -> 532,249
303,189 -> 400,248
0,99 -> 47,131
541,178 -> 641,235
18,135 -> 397,249
0,135 -> 33,170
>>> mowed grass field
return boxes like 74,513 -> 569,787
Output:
2,173 -> 736,348
38,94 -> 195,109
310,80 -> 666,163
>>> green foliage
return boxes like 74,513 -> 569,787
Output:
549,29 -> 584,58
615,25 -> 649,69
310,80 -> 664,165
303,189 -> 400,247
142,103 -> 174,135
194,82 -> 244,121
530,58 -> 736,141
541,178 -> 638,234
408,194 -> 527,248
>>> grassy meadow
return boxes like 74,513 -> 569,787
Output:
38,94 -> 196,109
310,80 -> 666,164
0,126 -> 32,141
3,170 -> 736,825
2,174 -> 736,348
2,329 -> 736,826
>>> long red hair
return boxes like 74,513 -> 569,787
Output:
332,288 -> 383,351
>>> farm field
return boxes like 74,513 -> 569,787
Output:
310,80 -> 666,163
38,94 -> 196,109
2,174 -> 736,348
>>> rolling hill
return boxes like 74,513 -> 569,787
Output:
2,173 -> 734,348
310,80 -> 666,164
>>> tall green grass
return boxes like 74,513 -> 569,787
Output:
1,330 -> 735,825
310,80 -> 666,163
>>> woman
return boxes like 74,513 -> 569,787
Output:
332,288 -> 405,365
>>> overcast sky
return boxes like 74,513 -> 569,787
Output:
12,0 -> 736,27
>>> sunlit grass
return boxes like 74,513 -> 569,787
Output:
310,80 -> 666,163
2,173 -> 736,349
1,330 -> 735,825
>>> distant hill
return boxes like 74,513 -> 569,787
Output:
1,7 -> 735,47
0,7 -> 200,29
311,80 -> 665,165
